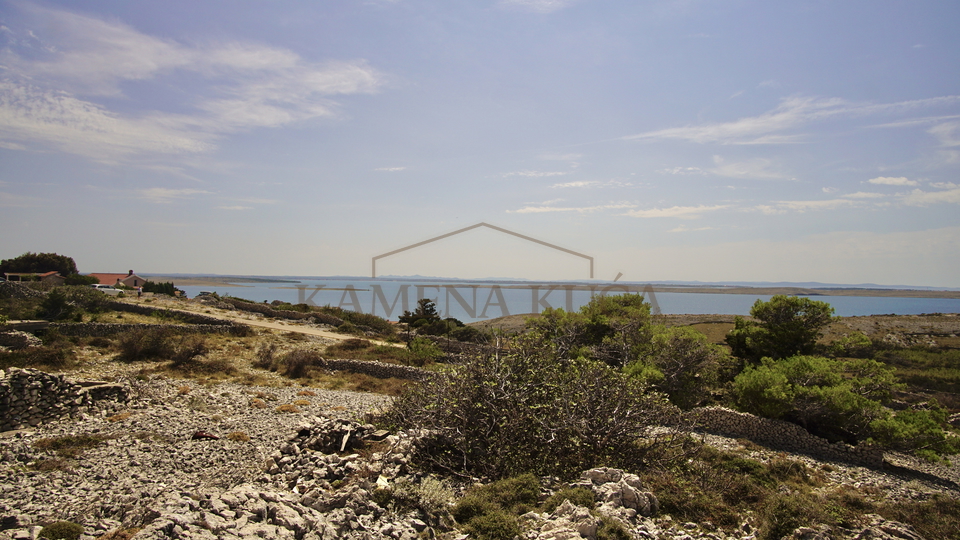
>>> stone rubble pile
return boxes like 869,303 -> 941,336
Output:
0,368 -> 127,432
0,331 -> 43,350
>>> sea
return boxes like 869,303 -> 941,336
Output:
173,277 -> 960,324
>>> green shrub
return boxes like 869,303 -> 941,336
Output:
541,487 -> 595,513
452,474 -> 539,539
733,355 -> 902,444
831,332 -> 876,358
525,293 -> 654,368
38,288 -> 78,321
38,521 -> 84,540
726,296 -> 835,361
406,336 -> 442,366
759,492 -> 823,540
450,325 -> 488,343
462,510 -> 519,540
629,326 -> 726,409
336,321 -> 359,334
384,346 -> 687,479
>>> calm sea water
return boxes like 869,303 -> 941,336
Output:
174,278 -> 960,323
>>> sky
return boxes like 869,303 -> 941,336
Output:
1,0 -> 959,286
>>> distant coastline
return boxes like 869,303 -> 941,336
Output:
142,274 -> 960,300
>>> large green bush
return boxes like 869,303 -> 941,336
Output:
726,295 -> 835,361
627,326 -> 729,409
732,355 -> 958,456
524,293 -> 653,367
384,339 -> 689,479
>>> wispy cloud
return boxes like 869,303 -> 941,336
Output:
0,4 -> 384,162
622,204 -> 730,219
550,180 -> 632,188
867,176 -> 918,186
658,166 -> 706,175
504,170 -> 571,178
375,167 -> 406,172
929,121 -> 960,147
0,191 -> 40,207
668,225 -> 715,233
841,191 -> 886,199
233,197 -> 279,205
623,95 -> 960,145
755,199 -> 858,214
901,187 -> 960,206
138,187 -> 212,203
709,155 -> 785,179
930,182 -> 959,189
498,0 -> 578,13
216,205 -> 252,211
509,202 -> 635,214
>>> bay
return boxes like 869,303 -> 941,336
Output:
173,277 -> 960,323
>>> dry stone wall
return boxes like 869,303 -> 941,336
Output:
102,301 -> 235,325
49,322 -> 247,337
322,359 -> 434,381
0,368 -> 128,432
688,406 -> 884,467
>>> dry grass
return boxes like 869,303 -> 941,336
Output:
303,371 -> 409,396
226,431 -> 251,442
293,399 -> 311,406
275,404 -> 300,413
250,398 -> 267,409
297,390 -> 317,396
107,412 -> 132,422
177,385 -> 191,395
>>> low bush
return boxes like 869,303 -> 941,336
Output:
253,343 -> 279,370
0,344 -> 76,371
33,434 -> 110,458
384,345 -> 689,480
540,487 -> 595,513
278,348 -> 323,379
38,521 -> 84,540
118,327 -> 174,361
452,474 -> 539,539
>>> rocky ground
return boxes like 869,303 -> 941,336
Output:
2,291 -> 959,540
1,367 -> 957,540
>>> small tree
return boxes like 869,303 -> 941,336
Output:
727,295 -> 835,361
399,298 -> 441,326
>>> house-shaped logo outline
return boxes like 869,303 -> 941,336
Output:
371,222 -> 594,279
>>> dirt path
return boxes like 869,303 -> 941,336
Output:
124,298 -> 405,348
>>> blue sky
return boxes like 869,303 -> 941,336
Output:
1,0 -> 959,286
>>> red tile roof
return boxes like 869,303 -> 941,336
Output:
90,273 -> 138,285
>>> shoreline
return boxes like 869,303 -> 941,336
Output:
144,275 -> 960,300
